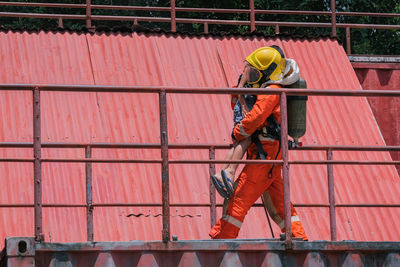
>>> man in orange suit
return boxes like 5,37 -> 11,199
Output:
209,46 -> 308,240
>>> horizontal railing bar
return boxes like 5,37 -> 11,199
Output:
44,204 -> 86,207
297,145 -> 400,151
336,11 -> 400,18
0,204 -> 86,207
92,14 -> 171,23
91,203 -> 211,207
337,23 -> 400,30
41,158 -> 163,163
1,158 -> 398,165
1,203 -> 399,208
170,159 -> 283,164
0,142 -> 232,149
1,142 -> 399,151
335,204 -> 400,207
256,21 -> 400,30
38,158 -> 284,164
1,84 -> 400,97
0,2 -> 86,8
0,12 -> 86,20
290,160 -> 400,165
1,2 -> 399,18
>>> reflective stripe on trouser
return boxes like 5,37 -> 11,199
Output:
209,141 -> 307,240
262,181 -> 308,240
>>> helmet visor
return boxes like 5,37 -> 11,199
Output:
247,66 -> 263,84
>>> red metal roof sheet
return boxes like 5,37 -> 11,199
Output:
353,64 -> 400,174
0,31 -> 399,245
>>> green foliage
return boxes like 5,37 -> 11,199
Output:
0,0 -> 398,54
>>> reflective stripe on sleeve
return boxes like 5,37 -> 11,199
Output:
238,123 -> 251,138
222,215 -> 242,229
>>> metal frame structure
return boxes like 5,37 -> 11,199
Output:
0,84 -> 399,246
2,237 -> 400,266
0,0 -> 399,55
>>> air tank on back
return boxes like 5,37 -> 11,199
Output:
286,78 -> 307,143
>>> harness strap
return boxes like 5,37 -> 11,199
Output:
250,114 -> 281,178
251,134 -> 267,160
268,139 -> 281,179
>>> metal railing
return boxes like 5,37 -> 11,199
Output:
0,0 -> 399,55
0,84 -> 400,245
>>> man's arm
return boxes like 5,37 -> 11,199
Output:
233,94 -> 279,141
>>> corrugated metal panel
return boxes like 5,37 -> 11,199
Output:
354,66 -> 400,174
0,31 -> 94,244
0,31 -> 399,245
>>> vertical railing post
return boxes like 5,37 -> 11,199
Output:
86,146 -> 94,242
209,147 -> 216,227
280,92 -> 292,245
159,90 -> 170,242
275,24 -> 280,34
58,18 -> 63,28
346,27 -> 351,55
204,22 -> 209,34
250,0 -> 255,32
33,87 -> 43,242
171,0 -> 176,32
327,149 -> 337,241
86,0 -> 92,29
330,0 -> 336,37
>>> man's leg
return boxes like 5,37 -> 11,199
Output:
210,163 -> 273,239
223,137 -> 251,179
262,165 -> 308,240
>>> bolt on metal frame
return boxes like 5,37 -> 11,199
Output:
0,0 -> 400,55
0,84 -> 399,244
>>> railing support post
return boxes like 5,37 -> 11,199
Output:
330,0 -> 336,37
58,17 -> 63,28
275,24 -> 280,34
159,90 -> 170,242
86,146 -> 94,242
209,147 -> 216,227
250,0 -> 255,32
327,149 -> 337,241
33,87 -> 43,242
171,0 -> 176,32
86,0 -> 92,29
280,92 -> 292,246
346,27 -> 351,55
204,22 -> 209,34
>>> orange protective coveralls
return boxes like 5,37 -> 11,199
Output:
209,84 -> 308,240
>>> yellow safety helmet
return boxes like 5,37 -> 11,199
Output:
245,47 -> 286,82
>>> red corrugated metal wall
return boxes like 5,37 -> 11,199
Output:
0,31 -> 399,245
354,64 -> 400,174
